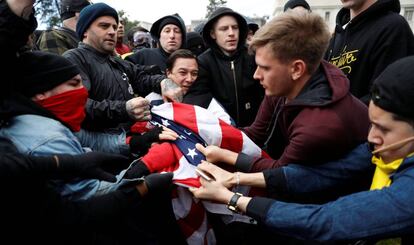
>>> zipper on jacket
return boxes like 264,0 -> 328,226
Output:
230,61 -> 240,125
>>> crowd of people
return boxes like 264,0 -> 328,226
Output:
1,0 -> 414,244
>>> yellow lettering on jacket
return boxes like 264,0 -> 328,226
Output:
329,46 -> 359,75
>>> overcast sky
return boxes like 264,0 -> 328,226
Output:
94,0 -> 275,25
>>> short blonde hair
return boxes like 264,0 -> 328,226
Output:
250,10 -> 330,74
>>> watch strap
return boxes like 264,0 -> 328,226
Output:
227,192 -> 243,213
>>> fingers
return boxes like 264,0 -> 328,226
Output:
154,126 -> 178,141
162,89 -> 183,103
160,127 -> 179,139
161,79 -> 184,102
126,97 -> 151,121
195,143 -> 206,155
197,161 -> 217,174
159,131 -> 178,141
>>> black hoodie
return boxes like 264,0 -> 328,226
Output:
126,14 -> 187,71
324,0 -> 414,104
184,7 -> 264,127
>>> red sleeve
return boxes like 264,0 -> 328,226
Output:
141,142 -> 177,172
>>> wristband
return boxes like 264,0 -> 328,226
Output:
227,192 -> 243,213
235,172 -> 240,186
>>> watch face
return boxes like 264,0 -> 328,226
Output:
228,192 -> 242,213
228,205 -> 237,211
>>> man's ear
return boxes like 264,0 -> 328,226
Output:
166,68 -> 172,78
32,93 -> 47,101
291,60 -> 306,81
210,29 -> 216,40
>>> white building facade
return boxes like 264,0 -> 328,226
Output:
272,0 -> 414,31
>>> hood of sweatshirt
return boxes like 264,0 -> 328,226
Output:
202,7 -> 248,57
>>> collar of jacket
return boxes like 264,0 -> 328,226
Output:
394,154 -> 414,176
210,44 -> 246,61
335,0 -> 400,29
286,64 -> 332,107
158,46 -> 171,59
78,42 -> 112,63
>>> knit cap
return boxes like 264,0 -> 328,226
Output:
371,56 -> 414,119
60,0 -> 91,21
18,51 -> 80,97
283,0 -> 311,11
76,3 -> 119,39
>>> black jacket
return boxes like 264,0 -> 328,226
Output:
324,0 -> 414,104
0,136 -> 155,245
0,1 -> 36,95
63,43 -> 165,131
126,47 -> 169,72
0,3 -> 185,244
184,7 -> 264,127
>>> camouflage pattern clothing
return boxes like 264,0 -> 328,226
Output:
36,26 -> 79,55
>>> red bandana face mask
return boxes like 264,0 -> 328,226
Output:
36,87 -> 88,132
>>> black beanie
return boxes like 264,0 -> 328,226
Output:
18,51 -> 80,97
284,0 -> 311,12
150,14 -> 186,41
371,56 -> 414,119
76,3 -> 119,40
60,0 -> 91,21
158,17 -> 182,36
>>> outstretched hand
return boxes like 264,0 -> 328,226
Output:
130,126 -> 178,155
189,163 -> 232,203
195,143 -> 228,164
197,160 -> 235,188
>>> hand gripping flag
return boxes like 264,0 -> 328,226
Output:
140,102 -> 267,244
141,102 -> 267,187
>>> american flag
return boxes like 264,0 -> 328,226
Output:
140,102 -> 266,244
142,102 -> 266,187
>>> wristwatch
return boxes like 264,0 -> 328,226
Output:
227,192 -> 243,213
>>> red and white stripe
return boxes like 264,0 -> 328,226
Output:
142,102 -> 266,244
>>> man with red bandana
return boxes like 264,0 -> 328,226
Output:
0,51 -> 178,200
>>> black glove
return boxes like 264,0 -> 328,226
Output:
129,126 -> 163,155
56,152 -> 130,182
123,160 -> 150,179
145,172 -> 174,194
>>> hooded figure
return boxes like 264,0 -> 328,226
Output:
183,7 -> 264,127
126,14 -> 187,72
324,0 -> 414,105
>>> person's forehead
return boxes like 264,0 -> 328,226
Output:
368,101 -> 395,122
161,24 -> 180,31
173,58 -> 198,68
214,15 -> 238,27
92,15 -> 117,25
